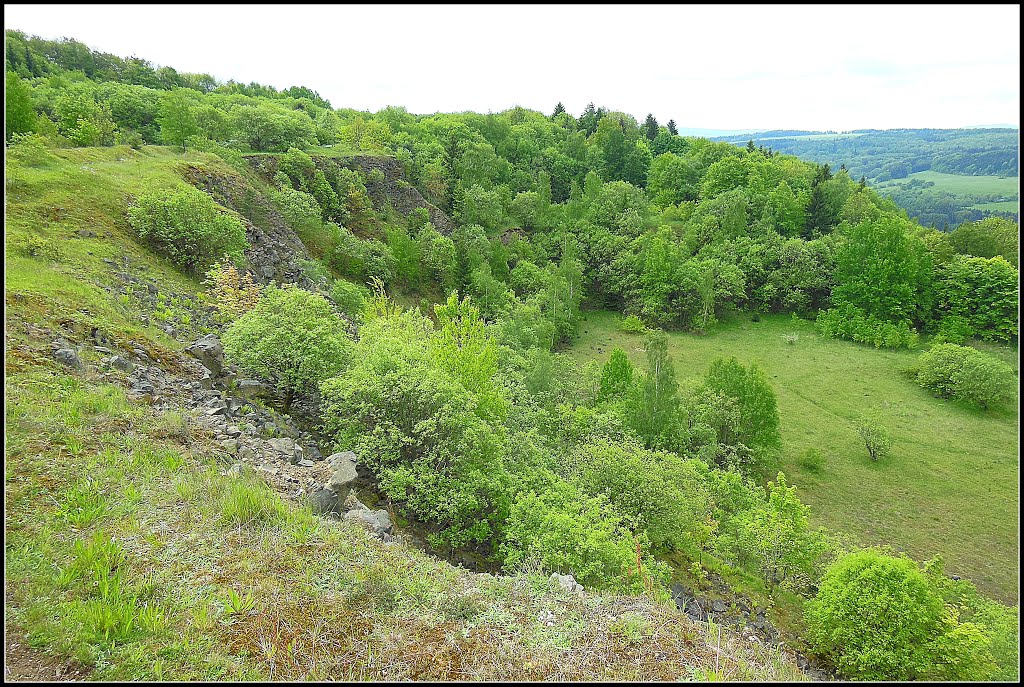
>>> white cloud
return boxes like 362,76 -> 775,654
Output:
5,3 -> 1019,130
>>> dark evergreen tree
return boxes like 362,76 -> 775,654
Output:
666,119 -> 678,136
579,102 -> 599,136
644,113 -> 659,141
747,139 -> 756,153
552,101 -> 566,119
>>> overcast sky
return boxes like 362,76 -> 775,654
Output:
5,4 -> 1020,131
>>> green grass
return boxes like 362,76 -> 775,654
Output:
568,311 -> 1019,603
878,170 -> 1019,198
971,200 -> 1020,213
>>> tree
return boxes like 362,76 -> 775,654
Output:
222,285 -> 352,411
855,411 -> 892,461
644,113 -> 659,141
734,472 -> 828,590
666,119 -> 678,136
701,357 -> 781,469
624,331 -> 682,450
832,216 -> 933,324
5,71 -> 36,141
948,217 -> 1018,267
599,347 -> 634,399
551,101 -> 566,119
157,88 -> 199,151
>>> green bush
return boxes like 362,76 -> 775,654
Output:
501,479 -> 666,592
932,315 -> 975,345
330,279 -> 368,320
126,185 -> 248,273
797,447 -> 825,473
619,314 -> 647,333
806,549 -> 997,680
222,284 -> 352,411
815,304 -> 920,350
915,343 -> 1016,409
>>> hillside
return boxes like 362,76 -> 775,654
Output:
5,145 -> 812,681
5,28 -> 1020,683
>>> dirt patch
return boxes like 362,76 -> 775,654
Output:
4,626 -> 90,682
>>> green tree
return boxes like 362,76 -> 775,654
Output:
666,119 -> 678,136
855,411 -> 892,462
223,285 -> 352,411
644,113 -> 659,141
624,331 -> 682,450
599,347 -> 634,399
701,357 -> 781,469
157,88 -> 199,151
915,343 -> 1016,409
5,71 -> 36,141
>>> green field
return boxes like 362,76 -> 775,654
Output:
568,311 -> 1019,603
971,200 -> 1020,213
879,170 -> 1019,197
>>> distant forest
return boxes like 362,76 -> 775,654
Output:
715,129 -> 1019,228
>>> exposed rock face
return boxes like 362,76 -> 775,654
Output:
341,156 -> 455,234
244,154 -> 455,235
53,347 -> 83,370
180,164 -> 321,289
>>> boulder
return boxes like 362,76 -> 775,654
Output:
550,572 -> 584,595
54,348 -> 83,370
344,508 -> 393,537
343,491 -> 368,512
310,488 -> 340,515
235,379 -> 269,399
185,334 -> 224,375
109,355 -> 134,372
267,437 -> 302,462
325,452 -> 358,493
711,599 -> 728,614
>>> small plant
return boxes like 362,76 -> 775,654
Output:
797,447 -> 826,473
221,588 -> 256,618
782,333 -> 799,345
204,260 -> 264,323
619,314 -> 647,333
219,477 -> 286,527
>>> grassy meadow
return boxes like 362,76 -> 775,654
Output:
568,311 -> 1019,603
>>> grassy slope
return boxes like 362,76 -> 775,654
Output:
567,311 -> 1019,603
4,146 -> 803,681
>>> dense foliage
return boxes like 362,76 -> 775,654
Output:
914,343 -> 1017,409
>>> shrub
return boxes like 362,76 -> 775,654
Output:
222,284 -> 351,411
330,279 -> 368,320
855,411 -> 892,462
619,314 -> 647,333
797,447 -> 825,473
203,260 -> 263,323
915,343 -> 1016,409
126,185 -> 248,273
932,315 -> 975,345
501,480 -> 666,592
816,304 -> 920,350
806,549 -> 997,680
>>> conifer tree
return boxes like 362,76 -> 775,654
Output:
666,119 -> 678,136
644,113 -> 659,141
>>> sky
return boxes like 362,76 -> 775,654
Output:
5,4 -> 1020,132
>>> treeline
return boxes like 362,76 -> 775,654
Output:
722,128 -> 1019,180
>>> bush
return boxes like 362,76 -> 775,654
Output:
222,285 -> 351,411
932,315 -> 975,345
855,411 -> 892,462
915,343 -> 1016,409
330,279 -> 368,320
816,304 -> 920,350
126,185 -> 248,273
203,261 -> 263,323
806,549 -> 997,680
797,447 -> 825,473
619,314 -> 647,333
501,480 -> 666,592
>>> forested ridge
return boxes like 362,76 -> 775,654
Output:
5,29 -> 1020,681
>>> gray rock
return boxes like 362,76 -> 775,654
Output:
310,488 -> 339,514
344,508 -> 393,537
109,355 -> 134,372
206,406 -> 226,416
297,459 -> 315,468
343,492 -> 368,512
94,346 -> 113,354
267,437 -> 303,462
185,334 -> 224,375
220,438 -> 240,452
711,599 -> 728,614
550,572 -> 584,595
54,348 -> 83,370
235,379 -> 269,399
325,452 -> 358,493
199,372 -> 214,389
